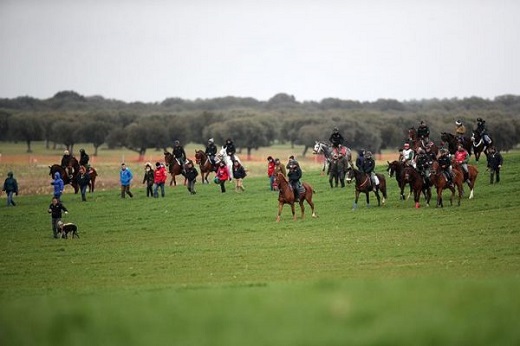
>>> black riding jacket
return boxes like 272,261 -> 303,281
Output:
173,146 -> 186,160
205,143 -> 217,156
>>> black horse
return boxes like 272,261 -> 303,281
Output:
345,167 -> 387,209
471,131 -> 492,162
440,132 -> 472,156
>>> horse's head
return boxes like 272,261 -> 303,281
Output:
194,150 -> 204,164
386,161 -> 395,177
345,167 -> 354,183
312,141 -> 321,154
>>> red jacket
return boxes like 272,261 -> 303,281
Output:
154,166 -> 167,184
267,162 -> 275,176
454,149 -> 469,164
216,165 -> 230,181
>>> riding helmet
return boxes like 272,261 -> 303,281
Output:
455,120 -> 462,126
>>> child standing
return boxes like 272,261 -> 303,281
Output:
48,197 -> 68,239
51,171 -> 64,200
215,161 -> 230,193
142,163 -> 154,197
2,171 -> 19,206
232,160 -> 246,192
185,160 -> 199,194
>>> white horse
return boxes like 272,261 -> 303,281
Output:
218,147 -> 241,181
312,141 -> 353,173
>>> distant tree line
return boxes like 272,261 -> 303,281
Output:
1,91 -> 519,158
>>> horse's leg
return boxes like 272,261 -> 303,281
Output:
307,194 -> 316,218
169,174 -> 174,186
291,203 -> 296,221
299,199 -> 305,219
353,191 -> 360,210
276,202 -> 284,222
374,190 -> 380,206
414,189 -> 420,209
365,191 -> 370,207
437,187 -> 443,208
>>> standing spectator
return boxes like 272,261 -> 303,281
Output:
76,165 -> 90,202
233,160 -> 246,192
51,172 -> 64,200
2,171 -> 19,206
273,158 -> 287,177
173,140 -> 187,173
142,162 -> 154,197
153,162 -> 167,198
267,156 -> 275,190
185,160 -> 199,195
215,161 -> 230,193
487,147 -> 503,184
120,163 -> 133,198
48,197 -> 68,239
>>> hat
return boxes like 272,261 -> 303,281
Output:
155,162 -> 161,167
64,150 -> 69,155
208,138 -> 214,143
404,143 -> 410,148
455,120 -> 462,126
267,156 -> 273,161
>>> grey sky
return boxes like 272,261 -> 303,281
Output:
1,0 -> 519,103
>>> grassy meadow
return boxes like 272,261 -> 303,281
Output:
1,142 -> 519,345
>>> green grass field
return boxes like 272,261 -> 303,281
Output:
1,145 -> 519,345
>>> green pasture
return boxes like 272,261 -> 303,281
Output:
1,149 -> 519,345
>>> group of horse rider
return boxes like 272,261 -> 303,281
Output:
61,148 -> 90,175
203,138 -> 237,168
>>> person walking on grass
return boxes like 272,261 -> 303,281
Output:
185,160 -> 199,194
233,160 -> 246,192
142,162 -> 154,197
120,163 -> 133,198
153,162 -> 167,198
215,160 -> 230,193
48,197 -> 68,239
76,165 -> 90,202
2,171 -> 19,206
51,171 -> 64,200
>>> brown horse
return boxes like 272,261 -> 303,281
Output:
345,167 -> 387,209
70,157 -> 97,192
164,151 -> 186,186
386,160 -> 408,200
275,173 -> 316,222
440,132 -> 472,156
408,127 -> 438,156
49,164 -> 79,194
429,161 -> 463,207
194,150 -> 215,184
451,162 -> 478,199
403,166 -> 431,208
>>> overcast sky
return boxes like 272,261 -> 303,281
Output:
1,0 -> 519,103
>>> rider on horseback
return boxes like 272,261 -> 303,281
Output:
224,138 -> 236,162
360,151 -> 379,190
205,138 -> 218,168
287,159 -> 302,202
475,117 -> 492,149
454,144 -> 470,183
438,149 -> 454,187
401,143 -> 415,168
329,127 -> 344,149
355,149 -> 365,170
173,140 -> 187,174
79,148 -> 90,171
455,120 -> 466,142
415,147 -> 431,182
61,150 -> 73,177
417,120 -> 430,146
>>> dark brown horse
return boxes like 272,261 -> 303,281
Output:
451,162 -> 478,199
194,150 -> 215,184
408,127 -> 438,156
49,164 -> 79,194
440,132 -> 472,156
164,151 -> 186,186
345,167 -> 387,209
275,173 -> 316,222
386,160 -> 408,200
403,166 -> 431,208
429,161 -> 463,207
471,131 -> 491,162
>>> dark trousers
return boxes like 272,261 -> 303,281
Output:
219,181 -> 226,193
154,183 -> 165,197
51,218 -> 61,238
121,185 -> 133,198
146,184 -> 153,197
187,180 -> 196,194
80,185 -> 88,201
490,168 -> 501,184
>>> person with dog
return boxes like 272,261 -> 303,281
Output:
57,221 -> 79,239
2,171 -> 19,206
153,162 -> 167,198
142,162 -> 154,197
48,196 -> 68,239
120,163 -> 134,198
76,165 -> 90,202
51,171 -> 64,200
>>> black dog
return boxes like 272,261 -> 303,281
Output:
57,221 -> 79,239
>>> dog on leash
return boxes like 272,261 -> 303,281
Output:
57,221 -> 79,239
